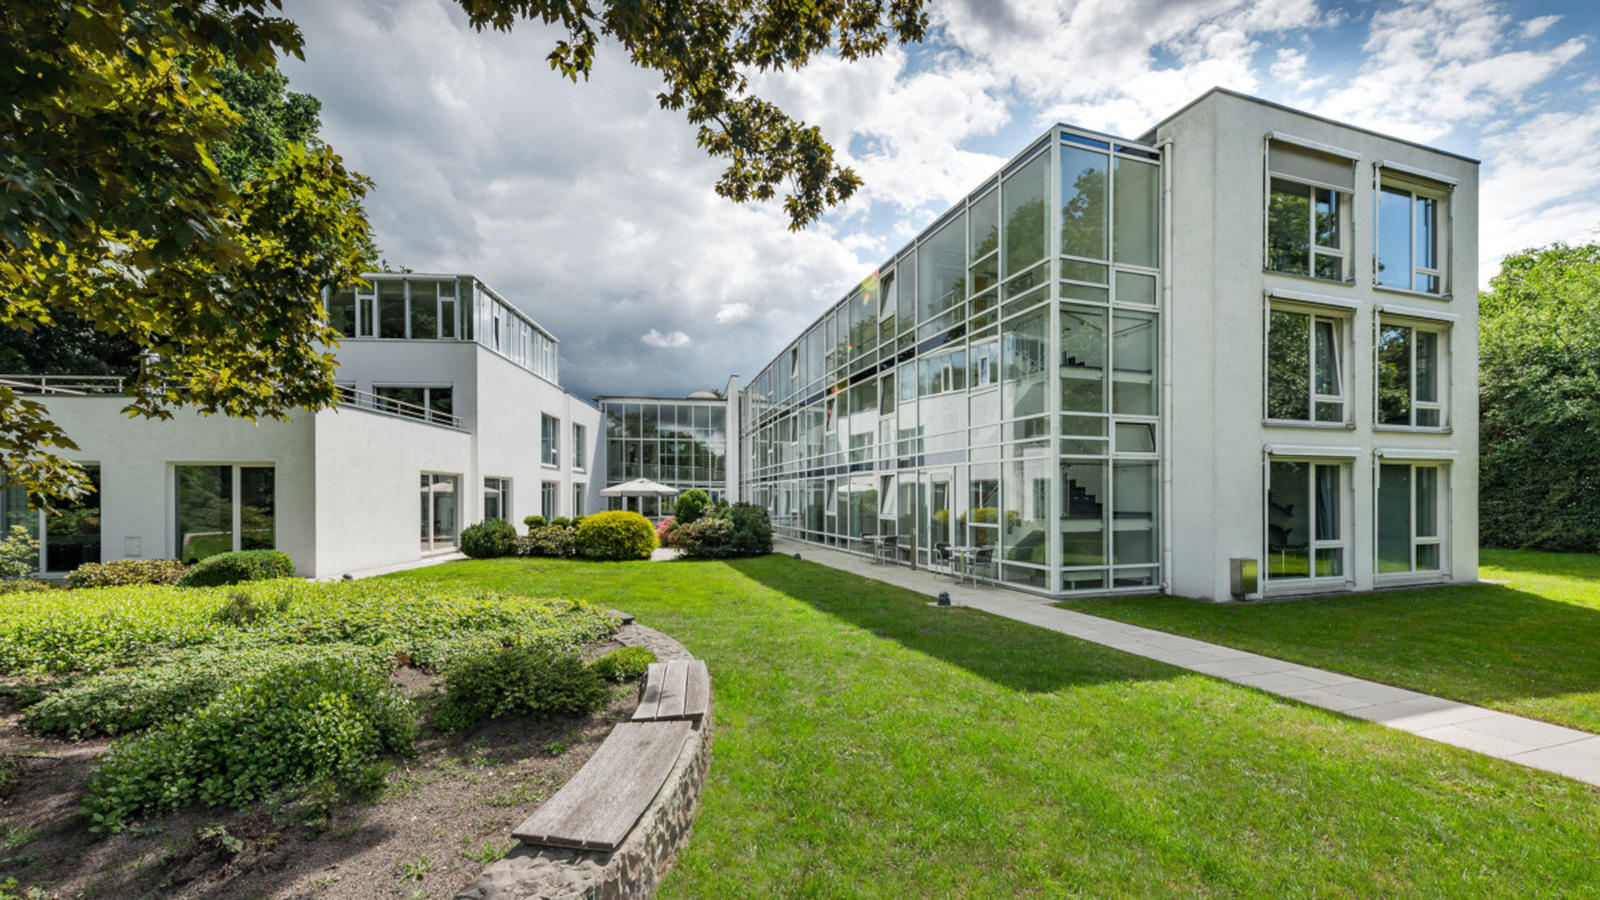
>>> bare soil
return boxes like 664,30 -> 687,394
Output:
0,640 -> 634,899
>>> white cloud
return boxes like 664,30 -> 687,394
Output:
1522,14 -> 1561,39
640,329 -> 691,349
714,302 -> 752,324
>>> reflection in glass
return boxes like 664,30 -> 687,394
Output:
177,465 -> 232,563
1267,461 -> 1310,579
1378,325 -> 1412,425
1060,147 -> 1108,260
1061,461 -> 1105,566
1113,158 -> 1159,267
1267,310 -> 1310,420
1003,154 -> 1047,276
1267,178 -> 1310,275
1377,464 -> 1412,572
239,466 -> 274,551
970,189 -> 999,261
379,279 -> 406,338
918,213 -> 966,324
1060,305 -> 1106,412
1112,461 -> 1157,564
1004,307 -> 1047,419
408,280 -> 440,339
327,289 -> 357,337
1377,186 -> 1412,288
1112,312 -> 1156,415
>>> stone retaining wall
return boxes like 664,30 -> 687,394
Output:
456,621 -> 711,899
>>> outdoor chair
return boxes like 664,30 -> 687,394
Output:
933,542 -> 954,578
968,547 -> 995,584
876,533 -> 899,564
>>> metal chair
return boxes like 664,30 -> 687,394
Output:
933,542 -> 953,577
876,533 -> 899,565
967,547 -> 995,585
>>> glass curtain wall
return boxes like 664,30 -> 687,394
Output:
741,128 -> 1163,594
600,399 -> 729,503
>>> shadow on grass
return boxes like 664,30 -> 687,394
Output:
1061,578 -> 1600,711
724,554 -> 1180,695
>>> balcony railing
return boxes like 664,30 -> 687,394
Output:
0,375 -> 463,430
0,375 -> 127,394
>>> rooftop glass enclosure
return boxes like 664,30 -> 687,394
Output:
740,126 -> 1164,595
325,274 -> 559,383
599,398 -> 729,516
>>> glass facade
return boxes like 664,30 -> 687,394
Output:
176,464 -> 275,563
599,398 -> 729,515
0,466 -> 102,573
327,274 -> 559,383
739,129 -> 1163,594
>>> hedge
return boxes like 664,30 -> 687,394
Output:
175,550 -> 295,587
574,511 -> 656,561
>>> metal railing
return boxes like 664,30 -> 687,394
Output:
0,374 -> 127,394
337,386 -> 463,430
1,375 -> 463,430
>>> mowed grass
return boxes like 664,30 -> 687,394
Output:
395,555 -> 1600,897
1057,549 -> 1600,733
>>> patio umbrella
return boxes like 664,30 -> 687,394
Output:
599,478 -> 681,499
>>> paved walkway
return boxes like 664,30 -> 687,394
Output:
775,538 -> 1600,787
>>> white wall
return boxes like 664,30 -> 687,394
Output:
1158,91 -> 1479,601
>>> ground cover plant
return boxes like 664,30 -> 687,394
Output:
398,554 -> 1600,897
1056,548 -> 1600,733
0,577 -> 628,896
65,558 -> 189,588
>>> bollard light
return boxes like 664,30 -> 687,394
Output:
937,592 -> 951,606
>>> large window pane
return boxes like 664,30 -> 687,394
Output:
1004,307 -> 1047,419
1112,311 -> 1157,415
1061,461 -> 1106,566
1060,147 -> 1108,260
379,280 -> 406,338
1003,153 -> 1048,277
0,484 -> 39,571
970,189 -> 999,261
1003,458 -> 1048,564
177,465 -> 232,563
917,213 -> 966,323
1112,461 -> 1156,564
1267,310 -> 1310,420
327,289 -> 357,337
1377,464 -> 1412,573
1113,158 -> 1159,267
1415,467 -> 1438,538
239,466 -> 274,551
1060,305 -> 1106,413
407,280 -> 440,339
39,465 -> 101,572
1377,186 -> 1412,289
1267,179 -> 1310,275
1267,461 -> 1310,579
1377,324 -> 1411,425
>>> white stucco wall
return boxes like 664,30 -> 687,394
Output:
1158,91 -> 1479,601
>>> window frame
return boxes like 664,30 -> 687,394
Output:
541,414 -> 561,467
541,480 -> 560,519
175,463 -> 276,562
1265,177 -> 1352,282
1,463 -> 103,574
1373,316 -> 1449,431
483,476 -> 511,523
1263,299 -> 1352,427
571,422 -> 586,470
1374,460 -> 1449,577
1262,456 -> 1351,587
1374,169 -> 1452,297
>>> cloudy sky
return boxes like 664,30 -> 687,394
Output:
280,0 -> 1600,401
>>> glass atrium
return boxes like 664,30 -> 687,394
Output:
600,397 -> 730,515
740,126 -> 1163,594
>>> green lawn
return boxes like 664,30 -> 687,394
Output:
1057,548 -> 1600,734
395,555 -> 1599,897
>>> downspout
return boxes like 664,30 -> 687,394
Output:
1158,137 -> 1175,595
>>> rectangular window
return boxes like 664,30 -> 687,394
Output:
541,414 -> 560,465
1377,463 -> 1446,573
378,279 -> 406,338
573,483 -> 585,517
0,465 -> 103,573
177,464 -> 274,563
420,473 -> 460,552
1266,307 -> 1345,423
1060,145 -> 1109,261
1268,180 -> 1347,279
1377,322 -> 1444,427
1377,179 -> 1447,294
484,477 -> 510,523
327,288 -> 357,337
373,386 -> 453,423
542,481 -> 559,518
407,280 -> 439,339
572,423 -> 586,469
1266,460 -> 1345,581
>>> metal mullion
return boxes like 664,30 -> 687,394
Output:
231,465 -> 242,553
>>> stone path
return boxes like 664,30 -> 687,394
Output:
775,538 -> 1600,787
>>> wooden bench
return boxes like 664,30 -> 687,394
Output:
512,719 -> 692,851
632,660 -> 709,723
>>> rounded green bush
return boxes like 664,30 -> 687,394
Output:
461,519 -> 517,558
673,489 -> 710,525
574,511 -> 657,561
588,646 -> 656,683
175,550 -> 295,588
435,646 -> 610,731
516,524 -> 576,558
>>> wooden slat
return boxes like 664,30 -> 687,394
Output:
681,660 -> 709,722
655,660 -> 690,720
633,662 -> 665,721
605,609 -> 636,625
513,719 -> 692,851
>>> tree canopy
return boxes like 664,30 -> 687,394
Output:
1,2 -> 376,504
1479,241 -> 1600,552
454,0 -> 928,230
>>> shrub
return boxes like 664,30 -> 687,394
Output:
574,511 -> 656,561
0,579 -> 50,595
516,524 -> 576,558
673,489 -> 710,525
176,550 -> 295,588
0,525 -> 38,580
523,515 -> 547,531
726,503 -> 774,556
67,558 -> 189,588
549,517 -> 572,528
655,516 -> 678,548
212,590 -> 289,626
82,657 -> 416,832
435,647 -> 609,731
673,516 -> 732,559
588,646 -> 656,683
460,519 -> 517,559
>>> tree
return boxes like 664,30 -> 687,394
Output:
1,2 -> 376,505
1479,241 -> 1600,552
454,0 -> 928,230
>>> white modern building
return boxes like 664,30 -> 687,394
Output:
739,88 -> 1478,601
2,89 -> 1480,601
2,273 -> 602,579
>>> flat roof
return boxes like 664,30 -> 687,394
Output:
1142,87 -> 1480,165
359,271 -> 561,344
